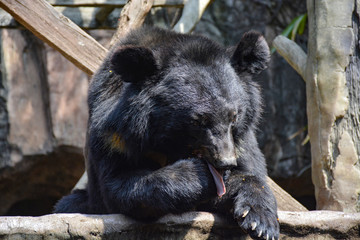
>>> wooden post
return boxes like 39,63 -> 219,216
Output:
109,0 -> 154,47
274,0 -> 360,212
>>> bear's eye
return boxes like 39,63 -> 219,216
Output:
191,119 -> 200,126
191,115 -> 209,127
229,111 -> 237,123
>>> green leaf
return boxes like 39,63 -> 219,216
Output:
280,18 -> 297,38
292,14 -> 308,40
301,134 -> 310,146
298,13 -> 307,35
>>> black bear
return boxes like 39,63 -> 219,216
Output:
54,27 -> 279,240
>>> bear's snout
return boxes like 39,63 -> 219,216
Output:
195,144 -> 237,170
205,129 -> 238,169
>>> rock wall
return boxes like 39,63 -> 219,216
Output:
0,29 -> 87,215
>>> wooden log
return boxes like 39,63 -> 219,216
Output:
173,0 -> 213,33
0,0 -> 108,75
1,211 -> 359,239
47,0 -> 187,7
267,177 -> 307,211
273,35 -> 307,81
307,0 -> 360,211
109,0 -> 154,47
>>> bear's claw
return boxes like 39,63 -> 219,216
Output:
251,222 -> 257,230
235,205 -> 279,240
242,209 -> 249,218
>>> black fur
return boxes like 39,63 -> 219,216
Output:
54,27 -> 279,240
110,46 -> 158,83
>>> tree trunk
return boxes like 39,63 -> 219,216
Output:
306,0 -> 360,211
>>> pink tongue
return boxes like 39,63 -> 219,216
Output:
207,163 -> 226,197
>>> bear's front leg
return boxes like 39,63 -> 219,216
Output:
98,157 -> 217,221
228,172 -> 279,240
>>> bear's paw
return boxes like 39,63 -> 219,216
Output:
234,195 -> 279,240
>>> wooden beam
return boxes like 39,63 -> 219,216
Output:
47,0 -> 187,7
273,35 -> 307,81
173,0 -> 213,33
109,0 -> 154,47
267,177 -> 307,211
0,0 -> 108,75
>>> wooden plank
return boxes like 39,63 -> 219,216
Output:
267,177 -> 308,211
0,0 -> 108,75
47,0 -> 187,7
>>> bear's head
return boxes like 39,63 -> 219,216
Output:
108,31 -> 269,170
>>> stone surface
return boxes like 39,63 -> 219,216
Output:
0,29 -> 86,215
0,211 -> 359,239
0,29 -> 52,168
46,44 -> 89,148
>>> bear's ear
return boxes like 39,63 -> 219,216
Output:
231,31 -> 270,75
110,46 -> 158,83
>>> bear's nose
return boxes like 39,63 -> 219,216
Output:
210,130 -> 237,169
216,156 -> 237,169
192,147 -> 237,169
203,147 -> 237,169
